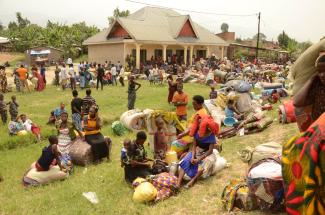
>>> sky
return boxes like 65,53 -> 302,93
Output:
0,0 -> 324,43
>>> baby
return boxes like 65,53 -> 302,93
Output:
121,138 -> 131,167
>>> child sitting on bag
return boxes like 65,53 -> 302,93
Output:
35,135 -> 61,171
121,138 -> 131,167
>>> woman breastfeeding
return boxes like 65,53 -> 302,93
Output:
56,112 -> 82,155
83,105 -> 108,163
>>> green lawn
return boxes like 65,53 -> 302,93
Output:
0,82 -> 297,215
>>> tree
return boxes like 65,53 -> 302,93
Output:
235,38 -> 242,43
220,23 -> 229,33
16,12 -> 30,28
0,21 -> 3,31
278,31 -> 290,49
108,7 -> 130,25
253,33 -> 266,41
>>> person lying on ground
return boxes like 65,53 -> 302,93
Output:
123,131 -> 152,183
18,114 -> 41,142
34,135 -> 62,171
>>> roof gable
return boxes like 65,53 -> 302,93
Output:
178,19 -> 197,38
107,21 -> 131,39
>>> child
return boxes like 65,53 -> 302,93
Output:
225,99 -> 243,120
172,84 -> 188,121
269,89 -> 280,104
7,95 -> 19,121
153,118 -> 169,160
209,86 -> 218,99
35,136 -> 61,171
0,93 -> 7,124
19,114 -> 41,142
121,138 -> 131,167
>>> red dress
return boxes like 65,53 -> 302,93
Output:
34,71 -> 45,91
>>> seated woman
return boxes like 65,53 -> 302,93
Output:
293,51 -> 325,131
23,136 -> 68,186
82,105 -> 109,163
225,99 -> 243,121
56,112 -> 82,155
123,131 -> 152,183
177,95 -> 218,189
18,114 -> 41,142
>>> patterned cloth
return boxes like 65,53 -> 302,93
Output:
282,113 -> 325,215
151,173 -> 178,201
72,113 -> 82,131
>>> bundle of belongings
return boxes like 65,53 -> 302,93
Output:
23,154 -> 73,187
278,100 -> 296,124
69,137 -> 111,166
132,173 -> 178,203
120,109 -> 185,150
222,142 -> 284,213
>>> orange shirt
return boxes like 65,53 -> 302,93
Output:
172,92 -> 188,116
17,68 -> 28,80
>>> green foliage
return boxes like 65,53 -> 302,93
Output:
220,23 -> 229,33
0,12 -> 100,57
108,7 -> 130,25
277,31 -> 290,49
235,38 -> 242,43
253,33 -> 267,42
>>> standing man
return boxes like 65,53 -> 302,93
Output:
96,64 -> 104,90
71,90 -> 83,131
127,76 -> 141,110
111,64 -> 117,86
16,64 -> 30,93
69,64 -> 76,90
67,57 -> 73,67
116,61 -> 121,75
60,64 -> 68,90
172,84 -> 188,121
119,66 -> 125,87
82,89 -> 96,117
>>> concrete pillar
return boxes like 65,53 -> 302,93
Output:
189,46 -> 194,65
183,46 -> 188,65
123,43 -> 126,65
221,46 -> 224,59
162,45 -> 167,62
136,43 -> 141,69
206,46 -> 210,58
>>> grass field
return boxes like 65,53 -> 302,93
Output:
0,81 -> 298,215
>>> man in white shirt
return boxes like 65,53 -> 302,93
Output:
118,67 -> 125,87
68,65 -> 76,90
111,64 -> 117,86
67,57 -> 73,66
60,64 -> 68,90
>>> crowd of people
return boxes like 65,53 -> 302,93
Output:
0,44 -> 324,213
